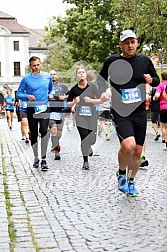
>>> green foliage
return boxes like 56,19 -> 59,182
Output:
112,0 -> 167,58
43,0 -> 167,71
25,65 -> 31,74
42,38 -> 75,71
43,19 -> 75,76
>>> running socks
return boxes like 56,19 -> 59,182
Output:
118,169 -> 126,175
83,156 -> 88,162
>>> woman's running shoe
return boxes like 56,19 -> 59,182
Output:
82,161 -> 89,170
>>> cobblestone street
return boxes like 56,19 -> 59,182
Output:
0,116 -> 167,252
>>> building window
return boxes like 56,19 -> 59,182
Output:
0,62 -> 1,76
13,41 -> 19,51
14,62 -> 21,76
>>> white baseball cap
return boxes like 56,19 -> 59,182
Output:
120,30 -> 137,41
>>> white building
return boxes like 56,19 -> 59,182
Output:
0,11 -> 47,104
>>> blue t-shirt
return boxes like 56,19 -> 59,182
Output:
4,96 -> 15,110
16,71 -> 53,106
20,101 -> 27,112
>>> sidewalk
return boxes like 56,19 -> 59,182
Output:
0,117 -> 166,252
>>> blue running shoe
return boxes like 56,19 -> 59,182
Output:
128,181 -> 139,196
116,171 -> 129,194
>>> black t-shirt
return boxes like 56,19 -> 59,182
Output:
149,88 -> 160,112
67,82 -> 99,115
97,54 -> 160,113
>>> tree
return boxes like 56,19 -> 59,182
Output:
42,38 -> 74,72
44,1 -> 119,69
43,0 -> 167,69
112,0 -> 167,60
64,0 -> 167,61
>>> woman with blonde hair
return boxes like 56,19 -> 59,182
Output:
67,67 -> 102,169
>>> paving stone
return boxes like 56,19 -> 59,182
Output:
14,242 -> 35,248
39,249 -> 61,252
14,248 -> 36,252
0,118 -> 167,251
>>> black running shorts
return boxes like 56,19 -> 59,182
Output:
151,111 -> 160,124
6,109 -> 14,113
160,109 -> 167,123
112,109 -> 147,146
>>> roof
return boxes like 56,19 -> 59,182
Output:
0,11 -> 29,33
0,11 -> 13,18
21,26 -> 47,48
0,11 -> 47,48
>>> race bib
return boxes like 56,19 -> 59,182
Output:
22,101 -> 27,108
34,105 -> 47,114
50,112 -> 62,120
79,106 -> 92,116
6,104 -> 11,109
121,87 -> 141,104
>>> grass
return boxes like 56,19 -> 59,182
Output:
1,143 -> 17,251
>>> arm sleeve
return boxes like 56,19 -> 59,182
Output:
16,77 -> 29,101
96,59 -> 109,95
67,88 -> 75,102
48,77 -> 53,95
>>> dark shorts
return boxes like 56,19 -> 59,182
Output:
160,109 -> 167,123
112,109 -> 147,146
63,107 -> 71,113
151,111 -> 160,124
98,110 -> 112,120
6,109 -> 14,113
20,111 -> 27,119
